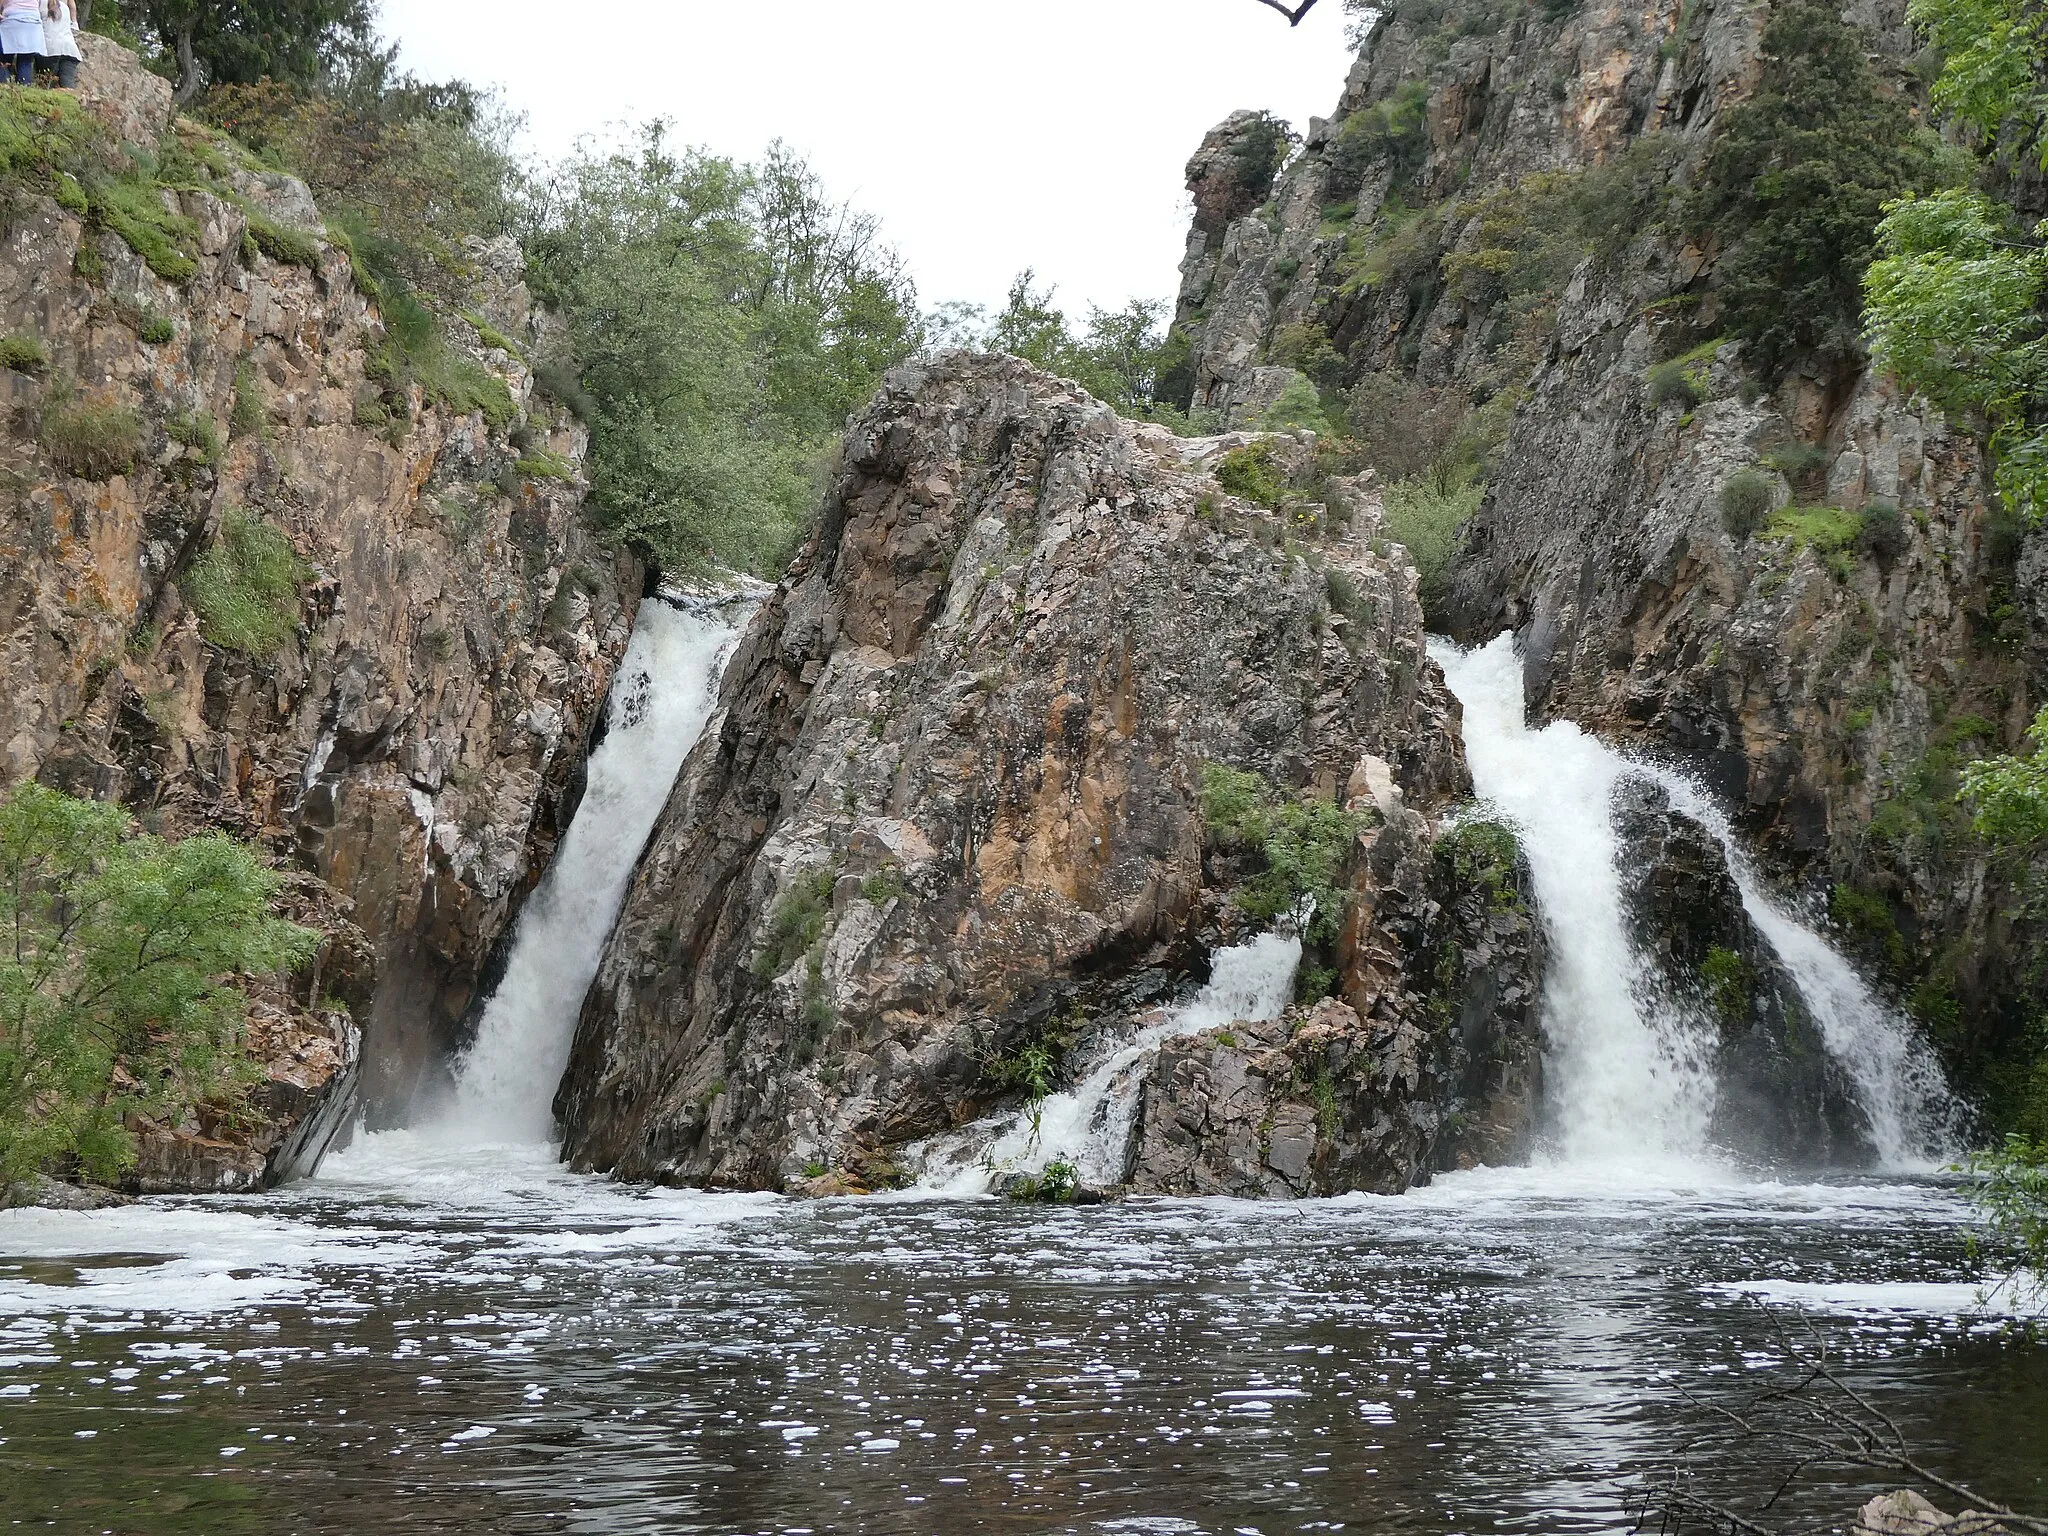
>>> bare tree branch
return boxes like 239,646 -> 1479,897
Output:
1251,0 -> 1322,23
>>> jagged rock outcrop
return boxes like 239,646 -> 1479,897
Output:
556,354 -> 1542,1193
0,41 -> 639,1183
1611,777 -> 1869,1163
1126,813 -> 1545,1196
1167,0 -> 2044,1112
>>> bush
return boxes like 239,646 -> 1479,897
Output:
1720,471 -> 1776,538
1382,474 -> 1482,621
1760,505 -> 1863,553
1856,498 -> 1909,561
1259,374 -> 1336,435
88,176 -> 200,284
166,409 -> 222,464
231,360 -> 266,438
1436,815 -> 1523,911
0,782 -> 316,1184
0,334 -> 46,372
1200,763 -> 1371,946
754,866 -> 836,980
181,511 -> 312,655
41,396 -> 142,479
1646,358 -> 1706,410
1215,440 -> 1289,507
137,311 -> 175,345
244,211 -> 322,269
1682,2 -> 1945,381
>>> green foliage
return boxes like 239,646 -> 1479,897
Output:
0,783 -> 317,1185
1720,470 -> 1777,538
40,397 -> 142,479
755,866 -> 836,980
1909,0 -> 2048,169
1005,1159 -> 1079,1203
120,0 -> 373,102
0,334 -> 47,373
166,409 -> 222,464
1865,190 -> 2048,525
1436,816 -> 1523,911
136,310 -> 176,345
1382,473 -> 1482,621
89,176 -> 201,284
1327,82 -> 1431,200
525,134 -> 920,575
513,448 -> 574,482
1214,441 -> 1289,507
1199,764 -> 1369,946
1964,1136 -> 2047,1313
1856,498 -> 1909,561
1760,505 -> 1864,554
1961,708 -> 2048,853
1685,1 -> 1947,381
1700,946 -> 1754,1024
230,359 -> 265,438
1832,882 -> 1909,972
180,511 -> 311,655
1268,322 -> 1345,387
244,211 -> 323,268
1259,374 -> 1337,435
1646,358 -> 1707,410
0,86 -> 98,186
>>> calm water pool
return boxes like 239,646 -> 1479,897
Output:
1,1137 -> 2040,1536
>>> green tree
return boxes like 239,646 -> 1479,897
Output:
0,784 -> 316,1186
1685,1 -> 1944,381
113,0 -> 373,108
1908,0 -> 2048,169
523,126 -> 921,575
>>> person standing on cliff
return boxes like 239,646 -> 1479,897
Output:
0,0 -> 42,83
40,0 -> 78,88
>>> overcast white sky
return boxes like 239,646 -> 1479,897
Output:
376,1 -> 1359,321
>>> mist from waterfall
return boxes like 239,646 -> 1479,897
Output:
435,598 -> 746,1145
1432,633 -> 1956,1172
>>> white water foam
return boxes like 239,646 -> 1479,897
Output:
1433,635 -> 1719,1169
434,597 -> 746,1145
912,931 -> 1304,1193
1432,632 -> 1956,1173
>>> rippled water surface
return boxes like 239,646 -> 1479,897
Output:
1,1141 -> 2042,1536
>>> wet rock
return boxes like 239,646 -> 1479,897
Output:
2,1176 -> 133,1211
1611,776 -> 1871,1164
1858,1490 -> 2011,1536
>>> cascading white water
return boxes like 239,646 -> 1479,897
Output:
913,931 -> 1304,1192
1433,633 -> 1956,1172
436,598 -> 746,1144
1432,635 -> 1719,1167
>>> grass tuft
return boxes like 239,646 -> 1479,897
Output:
181,511 -> 311,655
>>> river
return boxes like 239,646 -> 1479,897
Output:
0,616 -> 2041,1534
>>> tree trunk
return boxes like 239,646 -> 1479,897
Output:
171,19 -> 200,109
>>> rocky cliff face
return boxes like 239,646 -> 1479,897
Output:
555,354 -> 1543,1194
0,42 -> 639,1186
1169,0 -> 2045,1118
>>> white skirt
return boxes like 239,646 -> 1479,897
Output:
0,18 -> 43,52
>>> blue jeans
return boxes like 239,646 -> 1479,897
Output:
8,55 -> 32,84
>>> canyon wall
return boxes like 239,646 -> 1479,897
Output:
0,42 -> 639,1188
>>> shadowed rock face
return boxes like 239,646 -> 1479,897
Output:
555,354 -> 1542,1194
0,40 -> 639,1183
1611,778 -> 1870,1165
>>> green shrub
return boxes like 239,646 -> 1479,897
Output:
41,397 -> 142,479
231,360 -> 265,438
1215,440 -> 1289,507
0,334 -> 47,373
0,86 -> 96,185
513,449 -> 575,481
1382,474 -> 1483,621
1682,1 -> 1946,381
166,409 -> 221,464
1259,374 -> 1336,435
136,311 -> 175,345
1720,470 -> 1776,538
1761,506 -> 1863,553
1761,443 -> 1831,486
755,866 -> 836,979
1199,763 -> 1370,945
1646,358 -> 1707,409
1856,498 -> 1908,561
1700,946 -> 1754,1023
1436,816 -> 1523,911
0,782 -> 317,1185
1007,1159 -> 1080,1203
180,511 -> 311,655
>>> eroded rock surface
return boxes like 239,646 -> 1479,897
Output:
557,354 -> 1541,1194
0,41 -> 639,1182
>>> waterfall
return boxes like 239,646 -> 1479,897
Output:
913,931 -> 1304,1192
1433,633 -> 1955,1172
437,597 -> 747,1144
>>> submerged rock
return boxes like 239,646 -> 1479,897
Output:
556,354 -> 1540,1195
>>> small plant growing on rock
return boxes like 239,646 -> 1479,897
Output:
1856,498 -> 1909,563
1214,441 -> 1289,508
1720,470 -> 1776,539
166,409 -> 221,464
754,867 -> 836,980
0,334 -> 47,373
1646,357 -> 1708,409
1200,763 -> 1371,946
40,395 -> 142,479
181,511 -> 312,656
136,311 -> 176,345
1006,1159 -> 1079,1203
1699,946 -> 1754,1023
231,361 -> 266,439
1436,816 -> 1524,912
